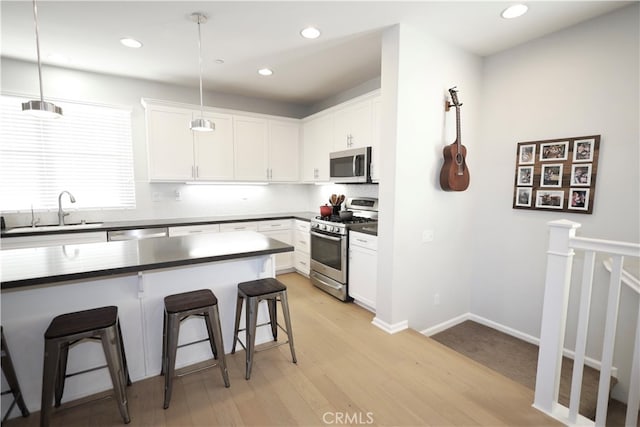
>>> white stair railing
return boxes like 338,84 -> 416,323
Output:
534,220 -> 640,426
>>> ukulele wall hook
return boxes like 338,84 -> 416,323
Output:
445,86 -> 463,111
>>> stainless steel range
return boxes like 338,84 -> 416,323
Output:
310,197 -> 378,301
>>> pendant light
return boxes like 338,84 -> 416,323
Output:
190,12 -> 214,132
22,0 -> 63,118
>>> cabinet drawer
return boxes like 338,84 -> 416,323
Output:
294,251 -> 310,275
168,224 -> 220,237
349,231 -> 377,250
294,229 -> 310,252
1,231 -> 107,249
219,222 -> 258,232
257,219 -> 291,231
295,220 -> 310,232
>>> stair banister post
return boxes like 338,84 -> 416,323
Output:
534,219 -> 582,415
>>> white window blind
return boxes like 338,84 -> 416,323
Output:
0,95 -> 135,211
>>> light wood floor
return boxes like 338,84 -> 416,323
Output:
4,272 -> 559,426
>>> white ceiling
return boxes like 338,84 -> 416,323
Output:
1,1 -> 631,106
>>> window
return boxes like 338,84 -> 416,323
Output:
0,95 -> 135,211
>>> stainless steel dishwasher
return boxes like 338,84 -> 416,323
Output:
107,227 -> 168,241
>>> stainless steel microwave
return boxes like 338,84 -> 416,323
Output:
329,146 -> 372,183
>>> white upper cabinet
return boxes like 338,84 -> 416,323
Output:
145,100 -> 300,183
332,98 -> 373,151
268,120 -> 299,182
302,114 -> 333,182
146,105 -> 195,181
194,112 -> 234,181
234,115 -> 268,181
145,102 -> 234,182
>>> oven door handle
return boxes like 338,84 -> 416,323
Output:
312,273 -> 342,290
311,231 -> 342,242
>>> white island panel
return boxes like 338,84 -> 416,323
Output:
1,231 -> 288,415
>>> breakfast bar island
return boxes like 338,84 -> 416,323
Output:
0,231 -> 293,414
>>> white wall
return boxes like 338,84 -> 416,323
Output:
376,24 -> 483,329
0,58 -> 315,226
472,4 -> 639,400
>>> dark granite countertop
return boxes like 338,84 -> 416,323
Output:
1,231 -> 293,290
1,212 -> 317,238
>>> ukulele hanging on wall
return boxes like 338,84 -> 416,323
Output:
439,86 -> 470,191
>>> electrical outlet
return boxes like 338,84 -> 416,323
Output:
422,229 -> 434,243
174,190 -> 182,201
434,293 -> 440,306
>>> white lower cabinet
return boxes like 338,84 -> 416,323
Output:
293,220 -> 310,276
168,224 -> 220,237
219,222 -> 258,232
219,220 -> 292,272
1,231 -> 107,249
258,220 -> 293,272
348,231 -> 377,312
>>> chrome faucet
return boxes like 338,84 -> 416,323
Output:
58,191 -> 76,225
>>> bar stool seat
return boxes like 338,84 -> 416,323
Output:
1,326 -> 30,423
162,289 -> 230,410
41,306 -> 131,427
232,278 -> 297,380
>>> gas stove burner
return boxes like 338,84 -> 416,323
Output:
315,215 -> 375,224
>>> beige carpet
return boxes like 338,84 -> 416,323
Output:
431,320 -> 637,426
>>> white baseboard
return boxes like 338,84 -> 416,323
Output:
420,312 -> 617,377
420,313 -> 469,336
371,317 -> 408,334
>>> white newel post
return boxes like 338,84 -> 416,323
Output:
534,219 -> 582,415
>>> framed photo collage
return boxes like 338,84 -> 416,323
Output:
512,135 -> 600,214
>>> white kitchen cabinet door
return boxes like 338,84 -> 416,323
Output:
234,116 -> 268,181
146,106 -> 195,181
348,231 -> 377,311
268,120 -> 299,182
261,228 -> 293,271
302,114 -> 332,182
370,96 -> 381,182
194,113 -> 234,181
333,99 -> 373,151
257,220 -> 293,271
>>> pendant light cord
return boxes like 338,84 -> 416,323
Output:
196,15 -> 204,117
32,0 -> 45,103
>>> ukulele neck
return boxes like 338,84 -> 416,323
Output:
454,106 -> 463,173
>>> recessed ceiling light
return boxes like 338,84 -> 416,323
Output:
300,26 -> 321,39
258,68 -> 273,76
501,4 -> 528,19
120,37 -> 143,48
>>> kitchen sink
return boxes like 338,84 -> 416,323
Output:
5,222 -> 104,233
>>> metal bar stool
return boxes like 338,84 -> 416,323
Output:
1,326 -> 30,423
232,278 -> 297,380
162,289 -> 230,409
41,306 -> 131,427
